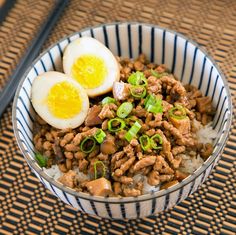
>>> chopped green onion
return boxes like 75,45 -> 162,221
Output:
125,121 -> 141,142
139,135 -> 151,151
94,129 -> 106,144
102,96 -> 116,105
144,94 -> 156,107
169,104 -> 187,120
125,116 -> 138,126
128,71 -> 147,86
150,69 -> 160,78
161,72 -> 169,77
117,102 -> 133,118
150,134 -> 163,150
147,104 -> 162,114
94,161 -> 106,179
130,85 -> 146,98
150,69 -> 168,78
146,101 -> 163,114
108,118 -> 126,132
80,137 -> 96,153
144,94 -> 163,114
35,153 -> 47,167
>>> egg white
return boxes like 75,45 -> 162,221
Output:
31,71 -> 89,129
63,37 -> 120,97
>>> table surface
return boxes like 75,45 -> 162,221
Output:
0,0 -> 235,234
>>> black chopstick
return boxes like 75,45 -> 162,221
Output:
0,0 -> 16,25
0,0 -> 68,118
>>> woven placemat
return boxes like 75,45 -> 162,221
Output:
0,0 -> 235,234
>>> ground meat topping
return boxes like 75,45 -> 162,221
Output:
53,138 -> 65,164
98,104 -> 117,119
172,146 -> 186,155
60,133 -> 74,147
147,76 -> 162,94
58,170 -> 76,188
113,182 -> 122,195
200,143 -> 213,160
133,156 -> 156,172
111,151 -> 125,165
113,175 -> 133,184
123,187 -> 141,197
162,121 -> 195,147
160,75 -> 186,100
123,144 -> 135,158
114,157 -> 136,177
148,170 -> 160,186
175,170 -> 189,181
133,105 -> 147,117
73,127 -> 98,145
154,155 -> 174,175
196,97 -> 212,114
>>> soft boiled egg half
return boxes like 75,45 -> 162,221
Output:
31,71 -> 89,129
63,37 -> 120,97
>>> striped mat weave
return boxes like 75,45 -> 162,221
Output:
0,0 -> 235,234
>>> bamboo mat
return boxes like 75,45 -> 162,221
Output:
0,0 -> 235,234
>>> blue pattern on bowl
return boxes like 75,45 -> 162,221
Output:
12,22 -> 232,219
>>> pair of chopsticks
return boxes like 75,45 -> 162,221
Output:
0,0 -> 68,117
0,0 -> 16,25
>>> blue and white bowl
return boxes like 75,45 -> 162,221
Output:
12,22 -> 232,219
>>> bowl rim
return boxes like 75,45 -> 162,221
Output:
12,22 -> 233,203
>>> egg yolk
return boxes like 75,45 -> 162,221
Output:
47,81 -> 82,119
71,55 -> 107,89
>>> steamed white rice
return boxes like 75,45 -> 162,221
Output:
194,120 -> 217,144
178,153 -> 204,174
73,167 -> 90,182
44,165 -> 89,182
179,120 -> 217,174
43,165 -> 63,180
133,174 -> 160,194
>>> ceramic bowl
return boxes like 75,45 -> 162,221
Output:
12,22 -> 232,219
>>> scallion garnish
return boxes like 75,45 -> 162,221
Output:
35,153 -> 47,167
94,161 -> 106,179
80,137 -> 96,153
146,101 -> 163,114
150,69 -> 168,78
150,69 -> 160,78
169,104 -> 187,120
130,85 -> 146,98
125,121 -> 141,142
144,94 -> 163,114
139,135 -> 151,151
117,102 -> 133,118
94,129 -> 106,144
144,94 -> 156,107
108,118 -> 126,132
128,71 -> 147,86
150,134 -> 163,150
101,96 -> 116,105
